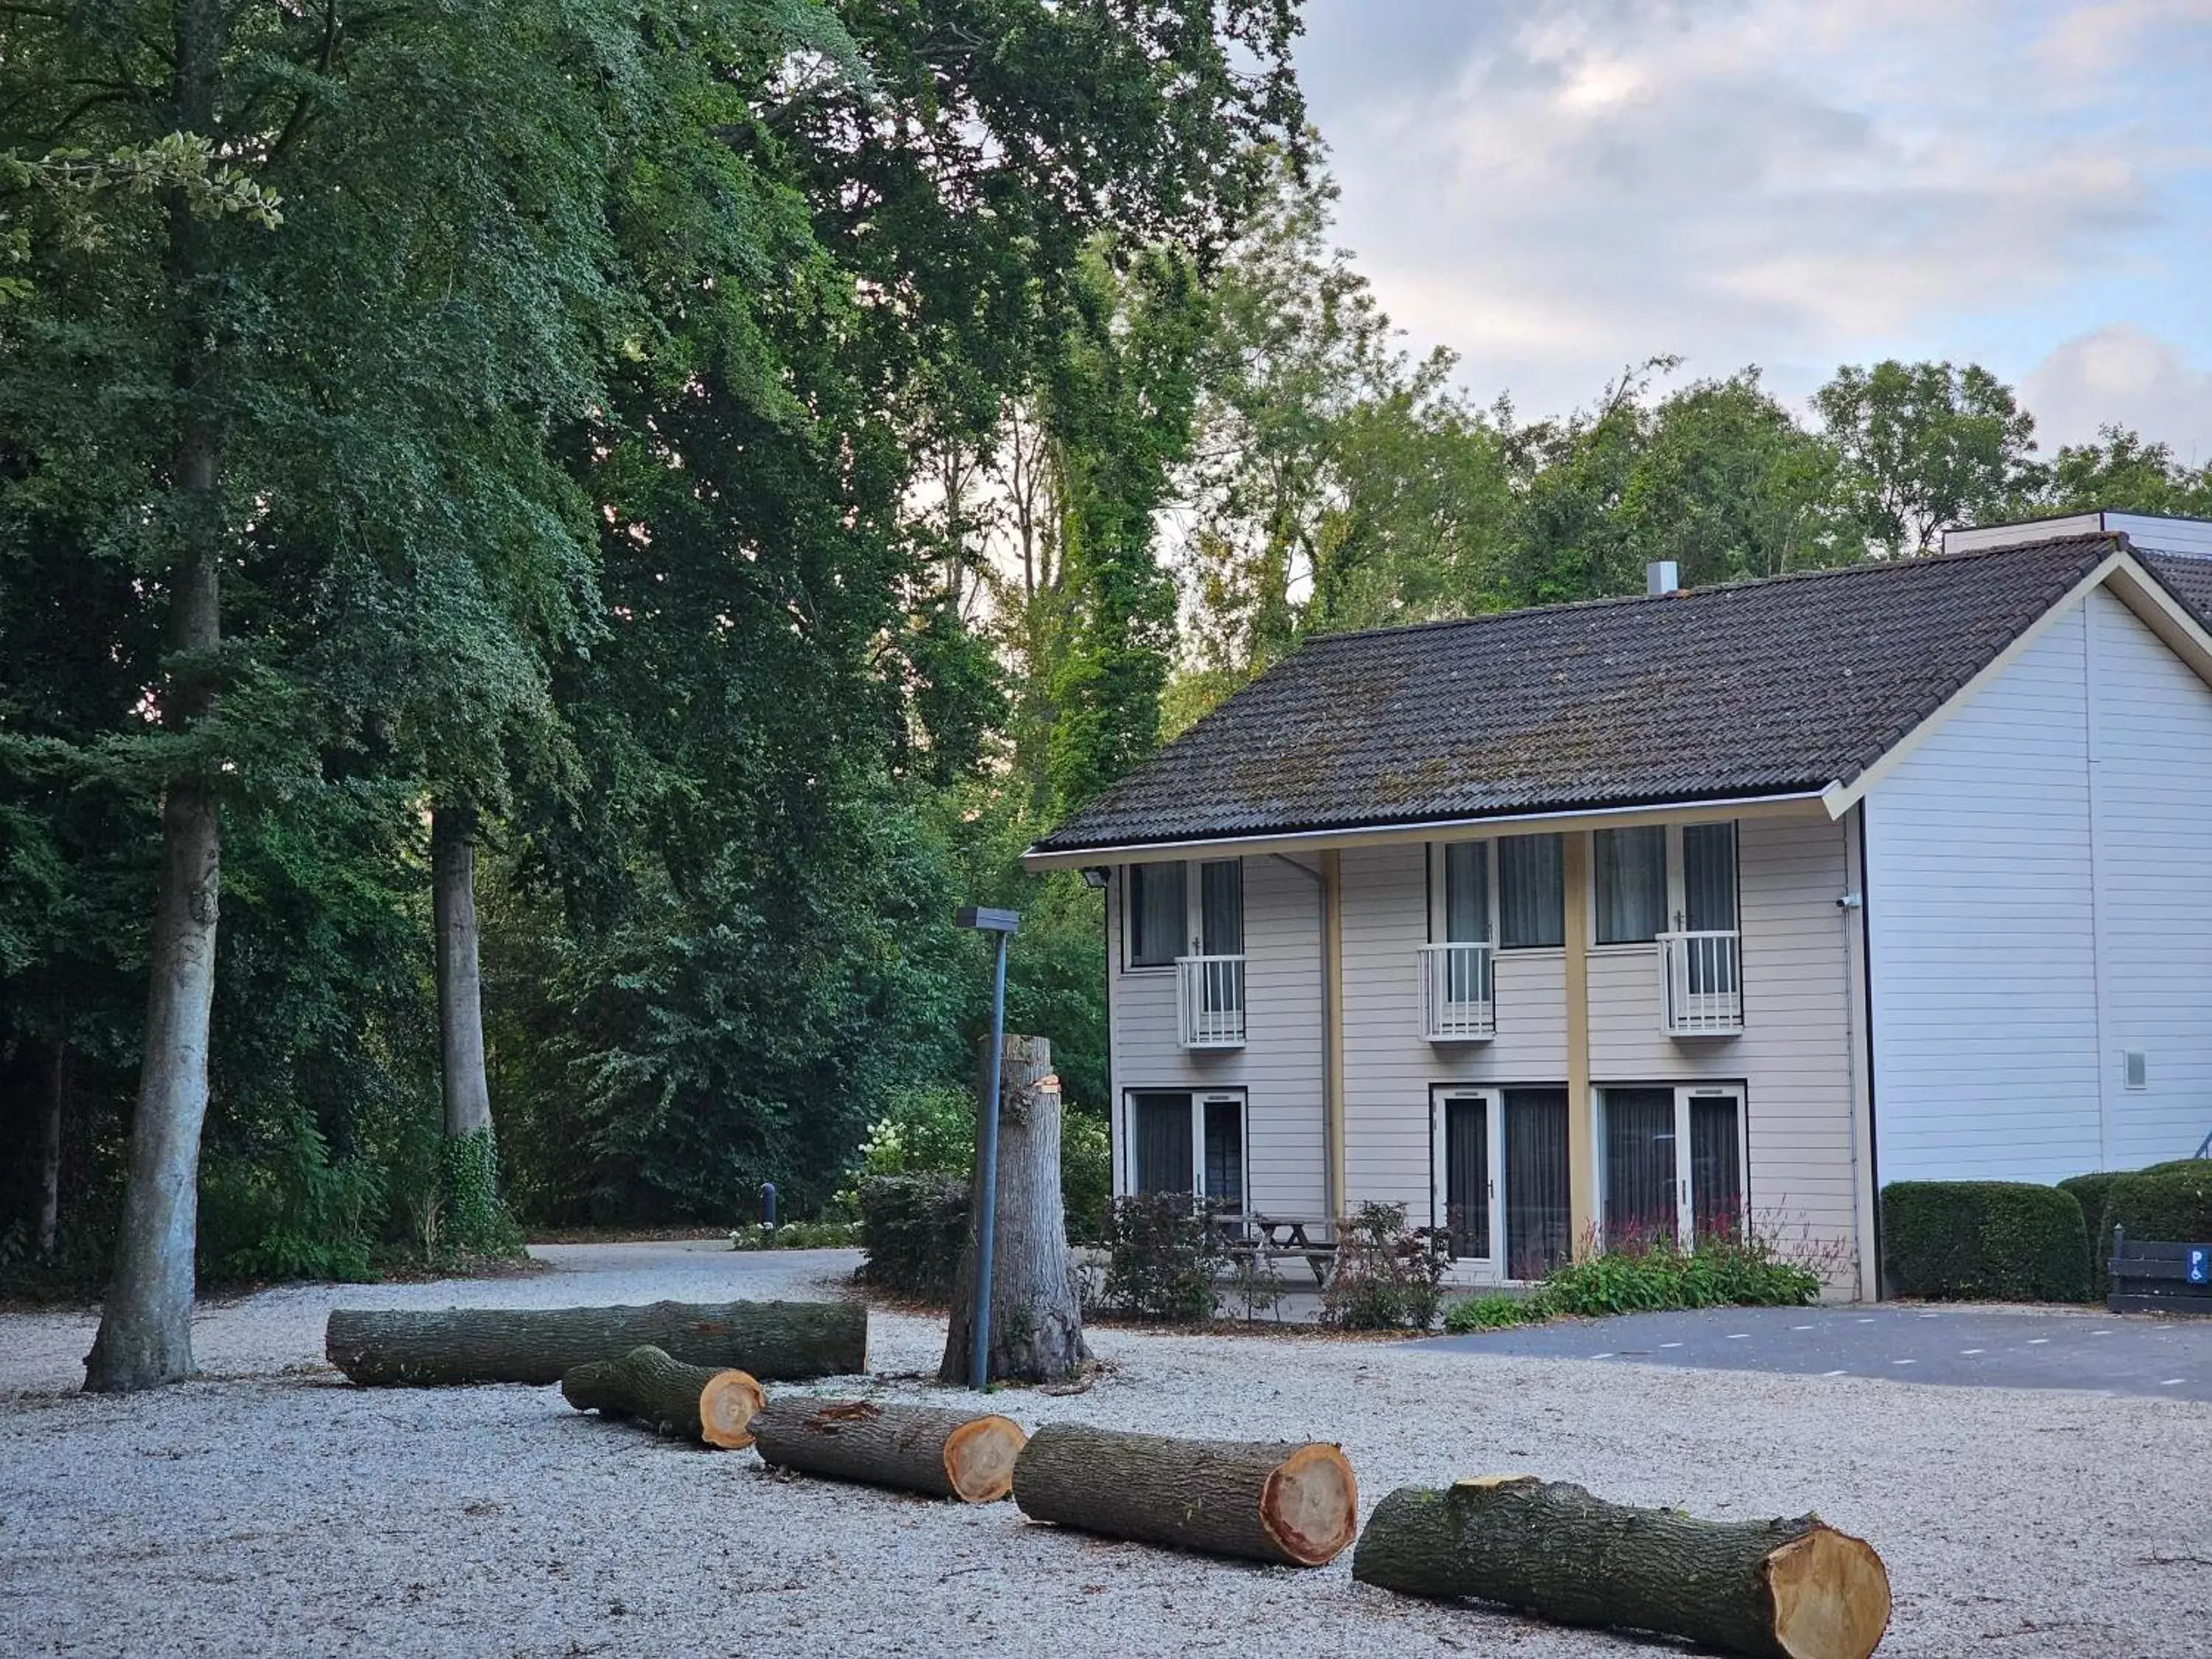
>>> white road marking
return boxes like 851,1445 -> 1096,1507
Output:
1961,1349 -> 1985,1356
2027,1338 -> 2051,1346
1590,1352 -> 1614,1360
2160,1378 -> 2185,1387
2092,1330 -> 2113,1336
1856,1317 -> 1875,1324
1725,1333 -> 1750,1340
1790,1324 -> 1814,1331
1919,1312 -> 1940,1319
1821,1369 -> 1848,1377
1660,1342 -> 1683,1349
1892,1358 -> 1916,1365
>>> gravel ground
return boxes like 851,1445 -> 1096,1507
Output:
4,1243 -> 2208,1658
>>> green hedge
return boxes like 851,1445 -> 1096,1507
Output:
2056,1172 -> 2129,1283
1881,1181 -> 2090,1303
2105,1161 -> 2212,1251
857,1175 -> 969,1303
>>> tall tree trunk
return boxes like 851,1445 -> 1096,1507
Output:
35,1037 -> 64,1258
431,803 -> 500,1248
939,1034 -> 1088,1385
84,0 -> 227,1394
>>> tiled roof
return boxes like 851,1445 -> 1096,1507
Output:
2145,552 -> 2212,631
1033,535 -> 2121,855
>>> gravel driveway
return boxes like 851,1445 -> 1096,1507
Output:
5,1244 -> 2208,1658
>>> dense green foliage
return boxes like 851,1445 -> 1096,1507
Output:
1442,1231 -> 1823,1332
1880,1181 -> 2093,1304
1096,1194 -> 1228,1322
1317,1201 -> 1447,1331
2057,1171 -> 2132,1282
855,1174 -> 971,1303
4,7 -> 2204,1299
2103,1162 -> 2212,1250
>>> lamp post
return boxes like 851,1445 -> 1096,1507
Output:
955,905 -> 1019,1390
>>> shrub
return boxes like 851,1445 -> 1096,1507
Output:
2104,1162 -> 2212,1256
1880,1181 -> 2090,1303
1321,1202 -> 1450,1331
2057,1172 -> 2131,1283
1441,1228 -> 1822,1334
857,1174 -> 969,1302
729,1220 -> 861,1251
1096,1194 -> 1227,1323
1061,1109 -> 1112,1245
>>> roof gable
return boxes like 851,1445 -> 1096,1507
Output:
1033,535 -> 2123,858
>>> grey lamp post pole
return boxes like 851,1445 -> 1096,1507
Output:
956,906 -> 1018,1390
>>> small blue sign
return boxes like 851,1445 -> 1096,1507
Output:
2191,1248 -> 2208,1284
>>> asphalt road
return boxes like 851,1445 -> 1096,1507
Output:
1424,1302 -> 2212,1400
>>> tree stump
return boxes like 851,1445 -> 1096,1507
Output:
324,1299 -> 866,1387
939,1034 -> 1088,1385
751,1399 -> 1026,1502
1352,1475 -> 1891,1659
1012,1423 -> 1358,1567
560,1345 -> 766,1449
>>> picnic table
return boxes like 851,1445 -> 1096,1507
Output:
1209,1212 -> 1338,1287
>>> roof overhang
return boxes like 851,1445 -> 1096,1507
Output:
1020,789 -> 1832,870
1820,544 -> 2212,818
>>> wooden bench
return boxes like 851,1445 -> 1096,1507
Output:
2107,1225 -> 2212,1315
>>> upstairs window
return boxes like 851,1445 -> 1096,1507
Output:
1595,826 -> 1667,943
1682,822 -> 1738,932
1127,863 -> 1186,967
1442,841 -> 1489,942
1126,858 -> 1243,968
1498,833 -> 1565,949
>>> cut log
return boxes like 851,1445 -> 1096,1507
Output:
324,1299 -> 865,1387
940,1034 -> 1088,1385
750,1399 -> 1026,1502
1012,1423 -> 1357,1567
1352,1475 -> 1891,1659
560,1345 -> 765,1449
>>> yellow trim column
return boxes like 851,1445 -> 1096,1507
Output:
1321,849 -> 1346,1220
1563,831 -> 1597,1255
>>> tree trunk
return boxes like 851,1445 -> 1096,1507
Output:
939,1034 -> 1087,1385
83,0 -> 228,1397
35,1037 -> 64,1258
431,803 -> 502,1248
324,1298 -> 866,1387
560,1345 -> 765,1449
431,803 -> 492,1141
751,1399 -> 1026,1503
1352,1476 -> 1891,1659
1012,1424 -> 1358,1567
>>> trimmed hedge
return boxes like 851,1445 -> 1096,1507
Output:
857,1174 -> 968,1303
1881,1181 -> 2091,1303
2062,1161 -> 2212,1286
2056,1172 -> 2130,1283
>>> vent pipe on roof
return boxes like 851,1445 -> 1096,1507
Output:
1646,560 -> 1680,596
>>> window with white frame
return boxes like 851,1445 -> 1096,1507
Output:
1126,1091 -> 1245,1208
1124,858 -> 1243,970
1430,833 -> 1562,949
1591,822 -> 1739,945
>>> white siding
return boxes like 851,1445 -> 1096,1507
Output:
1865,587 -> 2212,1183
1107,855 -> 1326,1214
1336,821 -> 1861,1268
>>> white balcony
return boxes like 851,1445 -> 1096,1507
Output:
1658,930 -> 1743,1036
1419,942 -> 1495,1042
1176,954 -> 1247,1048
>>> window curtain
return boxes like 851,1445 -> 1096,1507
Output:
1595,826 -> 1666,943
1199,859 -> 1244,955
1498,834 -> 1564,949
1128,862 -> 1186,967
1133,1094 -> 1194,1194
1202,1099 -> 1243,1207
1683,822 -> 1737,932
1442,842 -> 1489,942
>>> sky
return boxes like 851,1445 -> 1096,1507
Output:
1293,0 -> 2212,460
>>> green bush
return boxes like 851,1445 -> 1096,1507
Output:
1881,1181 -> 2090,1303
857,1174 -> 970,1302
1321,1202 -> 1450,1331
1061,1109 -> 1112,1245
1441,1230 -> 1823,1334
729,1220 -> 861,1251
2058,1172 -> 2133,1284
2104,1162 -> 2212,1255
1096,1194 -> 1227,1323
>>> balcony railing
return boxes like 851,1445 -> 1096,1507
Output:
1658,930 -> 1743,1036
1419,942 -> 1495,1041
1175,954 -> 1247,1048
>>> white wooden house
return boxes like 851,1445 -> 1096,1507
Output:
1023,517 -> 2212,1298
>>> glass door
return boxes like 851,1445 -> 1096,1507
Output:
1599,1084 -> 1746,1247
1433,1091 -> 1503,1276
1130,1092 -> 1193,1196
1503,1088 -> 1571,1279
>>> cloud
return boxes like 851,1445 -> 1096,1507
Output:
1298,0 -> 2212,434
2021,327 -> 2212,459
